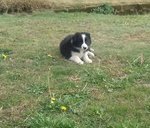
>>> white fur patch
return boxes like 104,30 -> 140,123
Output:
81,34 -> 88,50
90,48 -> 94,52
71,50 -> 84,58
70,50 -> 95,64
88,51 -> 95,58
69,56 -> 84,65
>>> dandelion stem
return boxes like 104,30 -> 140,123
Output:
48,66 -> 52,97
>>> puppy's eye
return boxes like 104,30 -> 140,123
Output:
85,38 -> 87,41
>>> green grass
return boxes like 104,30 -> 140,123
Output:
0,11 -> 150,128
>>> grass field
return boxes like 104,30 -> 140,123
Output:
0,11 -> 150,128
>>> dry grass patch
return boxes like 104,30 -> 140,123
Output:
0,0 -> 53,13
0,0 -> 150,13
125,31 -> 150,42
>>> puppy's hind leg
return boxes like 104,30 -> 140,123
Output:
69,56 -> 84,65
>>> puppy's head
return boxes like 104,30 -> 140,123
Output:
72,32 -> 91,50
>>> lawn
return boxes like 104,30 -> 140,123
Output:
0,11 -> 150,128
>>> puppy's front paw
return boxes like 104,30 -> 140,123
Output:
69,56 -> 84,65
78,60 -> 84,65
91,53 -> 95,58
90,48 -> 94,52
88,52 -> 95,58
85,59 -> 92,63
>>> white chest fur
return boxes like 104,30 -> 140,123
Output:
71,50 -> 84,59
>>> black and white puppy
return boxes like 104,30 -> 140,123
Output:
59,32 -> 94,64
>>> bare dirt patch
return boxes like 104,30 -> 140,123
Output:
124,32 -> 150,42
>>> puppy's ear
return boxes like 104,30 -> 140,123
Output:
85,32 -> 91,39
74,32 -> 80,35
71,33 -> 78,44
72,32 -> 79,43
70,39 -> 73,44
85,32 -> 92,45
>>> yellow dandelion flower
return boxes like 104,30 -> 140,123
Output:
51,100 -> 54,104
51,97 -> 56,101
61,106 -> 67,111
48,54 -> 52,58
2,54 -> 7,60
50,97 -> 56,104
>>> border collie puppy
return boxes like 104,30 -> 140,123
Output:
60,32 -> 94,64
